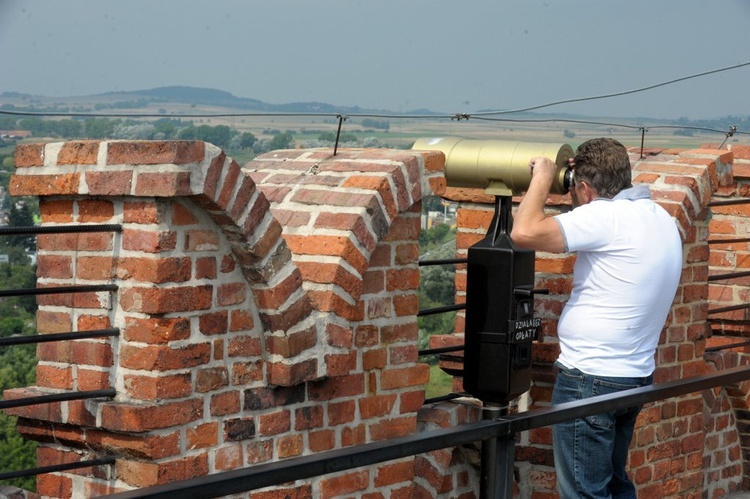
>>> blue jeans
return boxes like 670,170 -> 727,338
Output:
552,362 -> 652,499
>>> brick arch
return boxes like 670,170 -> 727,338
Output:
239,147 -> 441,384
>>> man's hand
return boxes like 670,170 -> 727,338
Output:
509,156 -> 566,253
529,156 -> 558,180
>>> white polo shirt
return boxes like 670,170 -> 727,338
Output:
553,185 -> 682,377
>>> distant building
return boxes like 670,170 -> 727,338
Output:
0,130 -> 32,139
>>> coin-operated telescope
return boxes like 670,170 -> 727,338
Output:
413,137 -> 574,404
412,136 -> 573,196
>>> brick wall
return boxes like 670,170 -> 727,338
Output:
3,140 -> 446,497
3,139 -> 750,498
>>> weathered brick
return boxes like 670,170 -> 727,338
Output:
119,285 -> 213,314
123,316 -> 191,344
101,398 -> 203,432
119,343 -> 211,371
86,170 -> 133,195
14,143 -> 45,167
9,172 -> 81,196
107,140 -> 204,166
123,373 -> 192,400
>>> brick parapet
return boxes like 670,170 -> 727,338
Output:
4,140 -> 439,496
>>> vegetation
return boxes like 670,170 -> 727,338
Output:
418,201 -> 458,397
0,198 -> 38,490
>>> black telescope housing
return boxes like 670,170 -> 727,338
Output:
462,196 -> 541,403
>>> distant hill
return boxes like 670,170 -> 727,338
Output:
2,86 -> 747,131
99,86 -> 409,115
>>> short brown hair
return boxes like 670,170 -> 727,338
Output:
573,138 -> 632,198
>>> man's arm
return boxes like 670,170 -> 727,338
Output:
510,156 -> 566,253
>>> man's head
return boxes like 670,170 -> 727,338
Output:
572,138 -> 632,200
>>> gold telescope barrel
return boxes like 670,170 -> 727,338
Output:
412,137 -> 574,196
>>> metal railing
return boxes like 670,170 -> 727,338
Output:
101,365 -> 750,499
704,197 -> 750,350
0,223 -> 121,483
417,255 -> 467,404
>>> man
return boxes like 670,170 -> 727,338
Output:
510,138 -> 682,498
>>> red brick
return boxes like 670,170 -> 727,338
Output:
77,368 -> 112,391
40,199 -> 74,222
123,373 -> 192,400
229,310 -> 255,332
285,234 -> 368,276
107,140 -> 204,166
369,416 -> 417,441
119,285 -> 213,314
37,254 -> 73,279
215,444 -> 242,471
124,316 -> 191,344
14,143 -> 45,167
217,282 -> 247,306
195,367 -> 229,392
117,256 -> 191,283
84,430 -> 180,461
87,170 -> 133,195
295,405 -> 324,431
309,429 -> 336,452
360,394 -> 397,419
10,172 -> 81,196
122,228 -> 177,253
320,470 -> 369,499
381,365 -> 430,390
77,199 -> 115,222
186,422 -> 219,450
277,433 -> 303,459
266,326 -> 317,358
210,391 -> 241,417
101,398 -> 203,432
375,460 -> 415,487
37,365 -> 73,389
309,373 -> 365,401
120,342 -> 211,371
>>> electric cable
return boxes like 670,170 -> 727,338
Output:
0,61 -> 748,123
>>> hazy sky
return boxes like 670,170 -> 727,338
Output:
1,0 -> 749,120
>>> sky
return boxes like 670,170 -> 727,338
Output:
1,0 -> 749,120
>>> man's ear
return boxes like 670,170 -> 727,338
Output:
580,181 -> 598,203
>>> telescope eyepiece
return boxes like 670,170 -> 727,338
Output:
563,168 -> 574,192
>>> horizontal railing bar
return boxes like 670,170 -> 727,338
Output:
708,270 -> 750,282
417,303 -> 466,317
423,392 -> 468,405
0,328 -> 119,347
502,365 -> 750,434
418,258 -> 467,267
708,198 -> 750,207
0,388 -> 116,410
708,303 -> 750,315
707,238 -> 750,245
418,345 -> 464,356
705,340 -> 750,352
0,224 -> 122,236
0,457 -> 115,481
101,366 -> 750,499
708,318 -> 750,325
0,284 -> 117,298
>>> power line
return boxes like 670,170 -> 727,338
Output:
1,61 -> 749,123
471,61 -> 750,117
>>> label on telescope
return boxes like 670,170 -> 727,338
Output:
508,318 -> 541,343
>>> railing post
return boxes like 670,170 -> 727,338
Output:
480,403 -> 514,499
